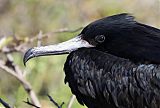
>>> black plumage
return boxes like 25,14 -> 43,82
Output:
23,13 -> 160,108
81,13 -> 160,64
64,48 -> 160,108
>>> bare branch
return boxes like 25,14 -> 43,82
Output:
0,27 -> 83,54
37,30 -> 42,47
23,98 -> 40,108
53,27 -> 83,33
0,59 -> 41,107
0,27 -> 82,108
0,98 -> 12,108
67,95 -> 76,108
47,94 -> 65,108
19,27 -> 83,50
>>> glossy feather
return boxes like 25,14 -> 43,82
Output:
82,13 -> 160,64
23,13 -> 160,108
64,48 -> 160,108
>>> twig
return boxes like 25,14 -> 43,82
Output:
53,27 -> 83,33
23,98 -> 40,108
37,30 -> 42,47
0,98 -> 12,108
0,59 -> 41,107
0,27 -> 83,54
47,94 -> 65,108
0,27 -> 82,108
15,27 -> 83,53
67,95 -> 76,108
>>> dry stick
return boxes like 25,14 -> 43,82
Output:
0,27 -> 83,108
37,30 -> 42,47
22,27 -> 82,107
0,98 -> 12,108
15,27 -> 83,53
8,53 -> 41,107
47,94 -> 64,108
23,98 -> 40,108
53,27 -> 83,33
67,95 -> 76,108
0,59 -> 41,107
0,27 -> 83,54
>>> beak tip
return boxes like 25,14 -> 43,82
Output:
23,48 -> 35,66
23,58 -> 27,66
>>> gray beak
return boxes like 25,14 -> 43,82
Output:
23,35 -> 94,65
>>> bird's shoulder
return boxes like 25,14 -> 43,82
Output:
64,48 -> 160,108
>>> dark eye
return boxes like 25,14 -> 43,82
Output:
95,35 -> 105,43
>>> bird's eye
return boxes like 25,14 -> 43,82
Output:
95,35 -> 105,43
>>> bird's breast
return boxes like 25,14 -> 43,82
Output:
64,48 -> 160,108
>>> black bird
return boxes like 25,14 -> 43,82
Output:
23,13 -> 160,108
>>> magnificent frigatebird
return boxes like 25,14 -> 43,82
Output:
23,13 -> 160,108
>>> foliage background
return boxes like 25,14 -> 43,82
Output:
0,0 -> 160,108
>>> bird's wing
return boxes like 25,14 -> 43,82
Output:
64,48 -> 160,108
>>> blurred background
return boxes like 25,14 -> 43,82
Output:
0,0 -> 160,108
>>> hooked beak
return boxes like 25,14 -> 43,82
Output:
23,35 -> 94,65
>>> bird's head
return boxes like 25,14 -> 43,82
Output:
23,13 -> 160,65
